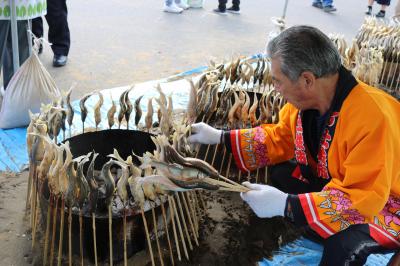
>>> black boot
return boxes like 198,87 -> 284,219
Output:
376,10 -> 385,17
365,6 -> 372,15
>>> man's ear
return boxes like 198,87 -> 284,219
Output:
301,71 -> 315,89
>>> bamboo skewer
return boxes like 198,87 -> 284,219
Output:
171,196 -> 189,260
168,196 -> 181,261
175,194 -> 193,251
186,192 -> 198,234
32,183 -> 40,249
160,201 -> 175,266
92,213 -> 98,266
57,198 -> 65,266
109,205 -> 113,266
123,209 -> 127,266
43,195 -> 53,266
151,207 -> 164,266
79,210 -> 84,266
50,196 -> 59,266
68,207 -> 72,266
180,192 -> 199,245
141,208 -> 155,266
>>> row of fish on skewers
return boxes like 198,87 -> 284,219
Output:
26,82 -> 185,147
352,17 -> 399,97
185,56 -> 285,130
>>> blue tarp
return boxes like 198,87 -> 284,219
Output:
259,237 -> 394,266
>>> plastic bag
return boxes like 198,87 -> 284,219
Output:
188,0 -> 204,8
0,53 -> 60,128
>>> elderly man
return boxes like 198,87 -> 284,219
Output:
188,25 -> 400,265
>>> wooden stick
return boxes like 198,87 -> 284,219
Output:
32,183 -> 40,249
175,194 -> 193,250
185,192 -> 198,234
30,167 -> 37,231
170,196 -> 189,260
203,177 -> 249,192
25,163 -> 34,211
79,210 -> 84,266
50,196 -> 59,266
179,192 -> 199,245
92,213 -> 98,266
168,197 -> 181,262
68,207 -> 72,266
160,201 -> 175,266
57,198 -> 65,266
196,191 -> 207,211
123,210 -> 127,266
151,207 -> 164,266
109,205 -> 113,266
141,208 -> 155,266
43,195 -> 53,266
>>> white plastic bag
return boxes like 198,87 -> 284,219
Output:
188,0 -> 204,8
0,53 -> 60,128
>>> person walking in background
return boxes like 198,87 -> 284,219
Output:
365,0 -> 391,17
0,0 -> 46,91
163,0 -> 189,13
32,0 -> 70,67
213,0 -> 241,15
312,0 -> 337,12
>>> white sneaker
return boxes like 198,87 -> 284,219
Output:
164,3 -> 184,13
177,2 -> 190,9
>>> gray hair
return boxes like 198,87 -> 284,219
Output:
267,25 -> 342,81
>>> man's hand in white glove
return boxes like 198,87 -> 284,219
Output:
187,122 -> 222,145
240,181 -> 288,218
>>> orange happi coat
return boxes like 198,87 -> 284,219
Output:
230,82 -> 400,248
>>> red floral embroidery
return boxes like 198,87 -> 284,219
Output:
295,114 -> 308,165
252,127 -> 270,167
319,188 -> 365,228
381,196 -> 400,227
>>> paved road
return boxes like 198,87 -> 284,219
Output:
35,0 -> 396,99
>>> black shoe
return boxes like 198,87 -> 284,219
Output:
323,5 -> 337,12
226,6 -> 240,14
53,55 -> 68,67
312,2 -> 323,9
376,10 -> 385,17
213,8 -> 227,15
365,6 -> 372,15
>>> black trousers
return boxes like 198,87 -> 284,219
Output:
218,0 -> 240,10
32,0 -> 70,56
0,20 -> 30,89
269,161 -> 395,266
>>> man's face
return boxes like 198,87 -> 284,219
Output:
270,58 -> 313,110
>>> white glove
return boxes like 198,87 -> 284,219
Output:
240,181 -> 288,218
187,122 -> 222,145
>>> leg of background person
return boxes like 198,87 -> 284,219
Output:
3,21 -> 30,89
232,0 -> 240,9
322,0 -> 333,7
165,0 -> 173,6
46,0 -> 70,57
31,17 -> 43,39
319,224 -> 393,266
218,0 -> 228,11
0,20 -> 11,77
